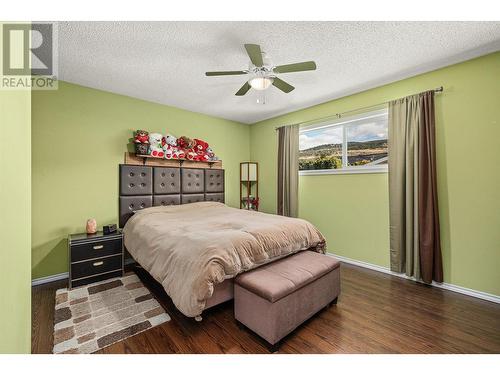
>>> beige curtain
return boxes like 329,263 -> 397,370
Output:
277,124 -> 299,217
388,91 -> 443,283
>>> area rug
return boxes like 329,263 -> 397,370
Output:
53,274 -> 170,354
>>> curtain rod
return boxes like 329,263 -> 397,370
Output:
274,86 -> 443,131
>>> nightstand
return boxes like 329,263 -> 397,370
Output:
68,230 -> 124,289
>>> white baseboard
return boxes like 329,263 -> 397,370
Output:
32,255 -> 500,304
31,272 -> 68,286
327,253 -> 500,304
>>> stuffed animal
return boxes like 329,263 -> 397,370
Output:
177,136 -> 197,160
193,138 -> 211,161
177,135 -> 196,150
206,146 -> 219,162
162,134 -> 176,160
163,134 -> 185,159
148,133 -> 165,158
184,149 -> 198,161
133,130 -> 150,155
134,130 -> 149,144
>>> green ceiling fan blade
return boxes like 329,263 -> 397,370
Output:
274,61 -> 317,74
205,71 -> 247,76
235,82 -> 251,96
244,44 -> 264,67
272,77 -> 295,93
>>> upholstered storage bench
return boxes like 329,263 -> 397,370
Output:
234,251 -> 340,351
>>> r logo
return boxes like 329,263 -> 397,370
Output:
2,23 -> 53,76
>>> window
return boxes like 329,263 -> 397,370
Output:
299,108 -> 388,175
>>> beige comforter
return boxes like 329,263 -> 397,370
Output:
123,202 -> 326,317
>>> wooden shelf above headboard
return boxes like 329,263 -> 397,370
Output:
124,152 -> 223,169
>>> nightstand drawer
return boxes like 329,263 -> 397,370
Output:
71,254 -> 122,280
71,238 -> 122,262
71,270 -> 123,288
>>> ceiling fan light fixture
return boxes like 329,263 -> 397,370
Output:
248,76 -> 273,90
205,43 -> 314,97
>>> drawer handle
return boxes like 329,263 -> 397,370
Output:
93,261 -> 104,267
93,245 -> 104,250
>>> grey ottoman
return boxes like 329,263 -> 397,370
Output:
234,251 -> 341,352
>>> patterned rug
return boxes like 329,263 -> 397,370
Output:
53,274 -> 170,354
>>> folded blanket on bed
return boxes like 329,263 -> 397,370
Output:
123,202 -> 326,317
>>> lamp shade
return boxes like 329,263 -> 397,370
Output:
241,162 -> 258,181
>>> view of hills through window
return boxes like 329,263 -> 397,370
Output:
299,110 -> 388,171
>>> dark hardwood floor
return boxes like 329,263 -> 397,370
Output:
32,263 -> 500,354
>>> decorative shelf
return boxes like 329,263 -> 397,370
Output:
124,152 -> 223,169
240,162 -> 259,211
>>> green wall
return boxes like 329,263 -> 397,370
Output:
32,81 -> 250,279
0,35 -> 32,353
32,53 -> 500,296
250,52 -> 500,295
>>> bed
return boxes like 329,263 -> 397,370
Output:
119,164 -> 326,318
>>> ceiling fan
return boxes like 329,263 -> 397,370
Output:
205,44 -> 317,96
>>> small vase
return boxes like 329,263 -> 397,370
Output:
86,218 -> 97,234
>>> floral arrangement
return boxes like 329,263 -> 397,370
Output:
242,196 -> 259,210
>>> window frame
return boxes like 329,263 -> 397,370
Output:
299,108 -> 389,176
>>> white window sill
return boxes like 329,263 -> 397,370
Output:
299,166 -> 388,176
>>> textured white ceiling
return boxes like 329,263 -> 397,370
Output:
58,22 -> 500,124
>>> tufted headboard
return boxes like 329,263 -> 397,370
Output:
119,164 -> 225,227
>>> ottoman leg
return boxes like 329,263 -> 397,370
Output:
266,341 -> 280,353
330,297 -> 338,306
236,318 -> 280,353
